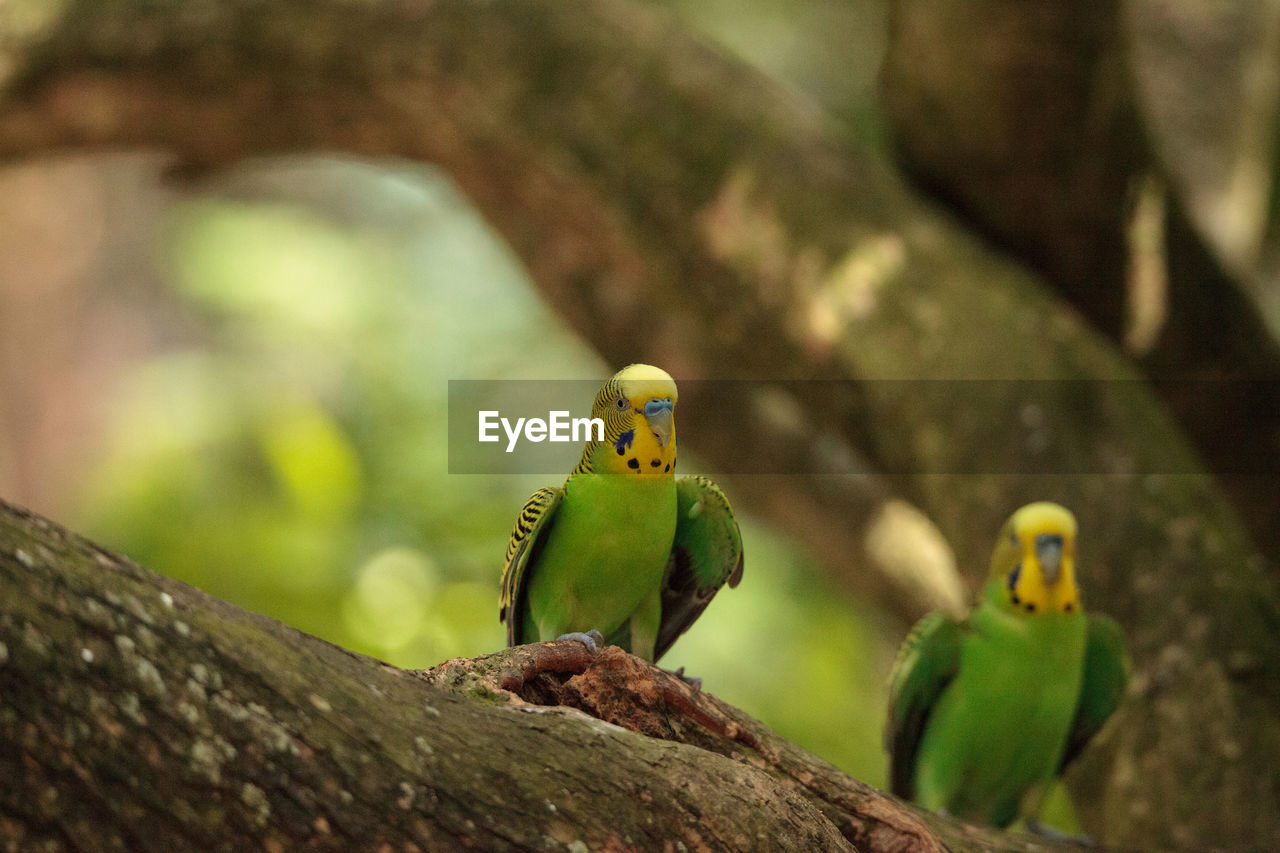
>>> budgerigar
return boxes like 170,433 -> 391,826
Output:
499,364 -> 743,663
885,502 -> 1129,829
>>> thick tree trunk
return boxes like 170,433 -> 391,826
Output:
1,499 -> 1064,852
1,1 -> 1277,847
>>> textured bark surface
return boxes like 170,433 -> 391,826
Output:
1,0 -> 1278,847
0,498 -> 1075,852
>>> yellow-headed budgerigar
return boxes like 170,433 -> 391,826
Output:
499,364 -> 743,663
886,502 -> 1129,829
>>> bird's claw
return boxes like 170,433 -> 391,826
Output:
665,666 -> 703,691
555,629 -> 606,653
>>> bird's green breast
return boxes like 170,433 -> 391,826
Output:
914,583 -> 1088,824
521,472 -> 676,643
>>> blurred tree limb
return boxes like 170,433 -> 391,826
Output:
0,0 -> 1277,847
882,0 -> 1280,557
1,499 -> 1067,852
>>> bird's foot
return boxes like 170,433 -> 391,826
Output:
1025,820 -> 1094,847
555,630 -> 606,653
663,666 -> 703,691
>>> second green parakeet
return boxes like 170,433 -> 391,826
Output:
885,502 -> 1129,828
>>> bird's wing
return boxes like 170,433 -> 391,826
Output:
499,486 -> 563,646
885,610 -> 963,799
652,475 -> 744,662
1059,612 -> 1129,770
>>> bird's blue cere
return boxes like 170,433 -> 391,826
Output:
644,397 -> 674,418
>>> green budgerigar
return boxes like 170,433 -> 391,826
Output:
885,502 -> 1129,829
499,364 -> 743,663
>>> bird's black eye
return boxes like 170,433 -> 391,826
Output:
615,396 -> 627,410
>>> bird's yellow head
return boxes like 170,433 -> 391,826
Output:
988,502 -> 1081,616
576,364 -> 678,477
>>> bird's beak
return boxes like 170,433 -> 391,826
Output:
643,397 -> 675,448
1035,534 -> 1064,585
